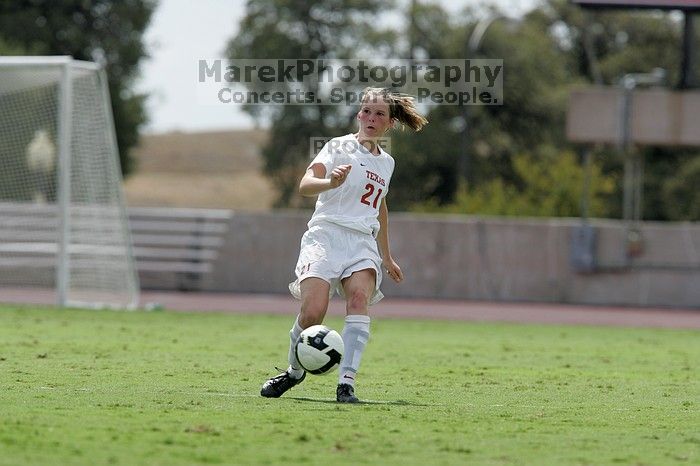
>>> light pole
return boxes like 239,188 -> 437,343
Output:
460,15 -> 515,185
617,68 -> 666,259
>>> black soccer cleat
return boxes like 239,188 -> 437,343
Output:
336,383 -> 360,403
260,369 -> 306,398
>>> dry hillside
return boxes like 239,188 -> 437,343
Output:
123,129 -> 276,210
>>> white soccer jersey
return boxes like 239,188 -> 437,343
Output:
307,133 -> 395,237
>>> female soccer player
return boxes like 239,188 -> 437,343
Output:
260,87 -> 428,403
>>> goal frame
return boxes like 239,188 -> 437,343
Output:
0,56 -> 140,309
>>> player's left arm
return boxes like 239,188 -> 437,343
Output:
377,198 -> 403,283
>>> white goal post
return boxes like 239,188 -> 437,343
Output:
0,56 -> 139,309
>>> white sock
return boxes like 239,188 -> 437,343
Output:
287,315 -> 304,379
338,315 -> 371,387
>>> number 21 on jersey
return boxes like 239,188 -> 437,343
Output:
360,183 -> 383,209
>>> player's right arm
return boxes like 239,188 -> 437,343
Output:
299,163 -> 352,196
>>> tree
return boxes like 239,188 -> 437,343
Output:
0,0 -> 156,176
661,152 -> 700,221
226,0 -> 396,207
390,3 -> 577,211
403,0 -> 700,220
526,0 -> 700,221
225,0 -> 699,220
388,105 -> 463,209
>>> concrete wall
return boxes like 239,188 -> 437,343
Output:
204,211 -> 700,308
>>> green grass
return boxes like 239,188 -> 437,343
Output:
0,305 -> 698,466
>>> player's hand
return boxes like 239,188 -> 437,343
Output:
383,258 -> 403,283
329,164 -> 352,188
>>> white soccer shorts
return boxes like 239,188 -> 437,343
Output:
288,222 -> 384,305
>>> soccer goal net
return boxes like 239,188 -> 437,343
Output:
0,56 -> 139,309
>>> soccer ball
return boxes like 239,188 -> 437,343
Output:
295,325 -> 344,375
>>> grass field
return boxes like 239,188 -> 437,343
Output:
0,305 -> 698,466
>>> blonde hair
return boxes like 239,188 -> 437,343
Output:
361,87 -> 428,132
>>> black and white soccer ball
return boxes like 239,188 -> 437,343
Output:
294,325 -> 344,375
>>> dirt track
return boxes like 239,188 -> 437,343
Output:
140,291 -> 700,329
1,288 -> 697,329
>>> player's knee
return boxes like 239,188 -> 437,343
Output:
299,302 -> 325,328
346,288 -> 370,313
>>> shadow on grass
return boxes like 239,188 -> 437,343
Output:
201,391 -> 433,407
285,396 -> 430,406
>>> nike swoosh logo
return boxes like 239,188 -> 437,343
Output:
343,374 -> 355,380
360,163 -> 366,166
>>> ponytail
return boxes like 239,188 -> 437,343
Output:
361,87 -> 428,132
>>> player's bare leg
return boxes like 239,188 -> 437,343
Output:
337,269 -> 375,403
261,278 -> 330,398
298,277 -> 331,328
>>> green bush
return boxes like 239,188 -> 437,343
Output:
413,149 -> 616,217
